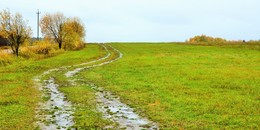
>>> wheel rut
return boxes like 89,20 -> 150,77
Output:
34,44 -> 159,129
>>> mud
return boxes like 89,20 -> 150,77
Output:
36,78 -> 74,130
88,83 -> 159,129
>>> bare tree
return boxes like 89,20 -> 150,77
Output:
40,13 -> 67,49
0,9 -> 31,56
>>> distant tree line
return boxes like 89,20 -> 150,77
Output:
0,9 -> 86,56
188,35 -> 227,43
187,35 -> 260,44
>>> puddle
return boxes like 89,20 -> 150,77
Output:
36,78 -> 74,130
90,84 -> 159,129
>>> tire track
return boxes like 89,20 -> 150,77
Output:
35,44 -> 159,129
66,44 -> 159,129
34,44 -> 111,129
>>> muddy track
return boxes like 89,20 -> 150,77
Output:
34,44 -> 159,129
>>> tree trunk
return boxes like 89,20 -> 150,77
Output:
59,43 -> 62,49
15,47 -> 19,56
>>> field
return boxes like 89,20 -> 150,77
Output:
0,43 -> 259,129
78,43 -> 260,129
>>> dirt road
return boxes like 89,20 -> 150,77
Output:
34,44 -> 158,129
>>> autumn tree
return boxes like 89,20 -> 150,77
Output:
63,17 -> 85,50
65,17 -> 85,38
0,9 -> 31,56
40,13 -> 67,49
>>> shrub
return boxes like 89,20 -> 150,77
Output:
63,33 -> 85,50
188,35 -> 227,44
0,51 -> 14,66
20,40 -> 63,59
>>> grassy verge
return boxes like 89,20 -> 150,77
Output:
79,43 -> 260,129
0,44 -> 104,129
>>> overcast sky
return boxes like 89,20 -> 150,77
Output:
1,0 -> 260,42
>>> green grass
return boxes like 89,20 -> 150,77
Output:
0,44 -> 104,129
1,43 -> 259,129
78,43 -> 260,129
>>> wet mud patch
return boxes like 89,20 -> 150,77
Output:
84,82 -> 159,129
36,78 -> 74,129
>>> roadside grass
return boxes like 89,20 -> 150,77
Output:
0,44 -> 104,129
78,43 -> 260,129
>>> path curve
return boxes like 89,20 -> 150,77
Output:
34,44 -> 159,129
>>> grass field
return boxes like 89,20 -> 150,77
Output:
0,44 -> 104,129
78,43 -> 260,129
0,43 -> 259,129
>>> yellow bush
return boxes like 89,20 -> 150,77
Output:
0,51 -> 14,66
20,40 -> 63,59
63,33 -> 85,50
188,35 -> 227,43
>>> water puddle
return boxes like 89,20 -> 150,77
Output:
87,83 -> 159,129
36,78 -> 74,130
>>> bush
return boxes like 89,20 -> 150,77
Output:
188,35 -> 227,44
0,51 -> 14,66
63,33 -> 85,50
20,41 -> 63,59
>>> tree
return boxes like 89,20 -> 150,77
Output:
0,9 -> 31,56
64,17 -> 85,38
40,13 -> 67,49
63,17 -> 85,50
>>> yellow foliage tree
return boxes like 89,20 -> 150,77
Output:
40,13 -> 86,50
0,9 -> 31,56
63,17 -> 85,50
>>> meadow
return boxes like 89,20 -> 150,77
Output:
78,43 -> 260,129
0,43 -> 259,129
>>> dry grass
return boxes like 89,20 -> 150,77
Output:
20,41 -> 64,59
0,51 -> 14,66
